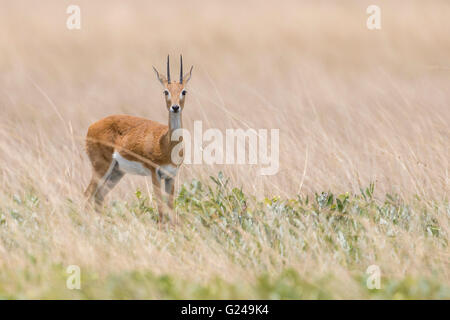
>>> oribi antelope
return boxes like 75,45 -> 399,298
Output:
84,55 -> 193,220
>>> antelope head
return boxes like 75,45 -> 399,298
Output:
153,55 -> 193,114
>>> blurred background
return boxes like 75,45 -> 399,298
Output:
0,0 -> 448,201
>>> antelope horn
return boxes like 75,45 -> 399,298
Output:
180,55 -> 183,83
167,55 -> 171,83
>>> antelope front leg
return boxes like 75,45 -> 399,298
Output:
164,177 -> 177,225
155,166 -> 177,223
164,177 -> 175,209
151,170 -> 164,223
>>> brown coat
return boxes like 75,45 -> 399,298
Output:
85,114 -> 175,173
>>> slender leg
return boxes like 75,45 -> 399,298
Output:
164,177 -> 175,209
84,176 -> 100,201
94,160 -> 124,210
164,177 -> 176,225
84,140 -> 114,205
151,169 -> 164,222
84,163 -> 112,204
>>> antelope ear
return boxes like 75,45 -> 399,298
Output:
183,66 -> 193,84
152,66 -> 166,85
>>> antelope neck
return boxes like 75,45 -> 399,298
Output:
168,110 -> 182,144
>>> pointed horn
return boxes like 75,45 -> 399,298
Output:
180,55 -> 183,83
166,55 -> 171,83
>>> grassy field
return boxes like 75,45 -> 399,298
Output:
0,0 -> 449,299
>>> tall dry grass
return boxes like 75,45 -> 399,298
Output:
0,0 -> 448,298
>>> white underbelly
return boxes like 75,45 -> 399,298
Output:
113,151 -> 152,176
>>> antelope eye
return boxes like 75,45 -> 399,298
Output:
164,90 -> 169,96
181,90 -> 187,96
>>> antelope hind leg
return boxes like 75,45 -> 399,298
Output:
94,160 -> 124,211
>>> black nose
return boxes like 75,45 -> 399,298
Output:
171,105 -> 180,112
